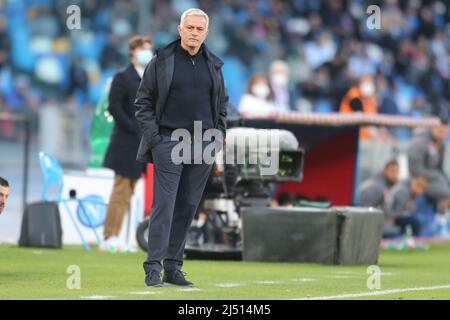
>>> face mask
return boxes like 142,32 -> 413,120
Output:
360,82 -> 375,97
252,84 -> 270,99
136,50 -> 153,66
271,74 -> 288,87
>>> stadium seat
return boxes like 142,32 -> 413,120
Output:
315,101 -> 333,113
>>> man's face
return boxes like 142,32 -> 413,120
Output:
384,164 -> 399,186
178,15 -> 208,50
410,178 -> 428,197
0,186 -> 9,214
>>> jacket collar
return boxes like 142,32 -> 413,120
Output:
125,64 -> 142,81
155,38 -> 223,68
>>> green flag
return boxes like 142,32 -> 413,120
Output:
88,81 -> 114,168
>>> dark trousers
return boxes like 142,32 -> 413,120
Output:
395,215 -> 421,236
143,133 -> 213,274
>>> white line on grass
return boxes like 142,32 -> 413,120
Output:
291,278 -> 318,282
294,284 -> 450,300
215,283 -> 245,288
176,288 -> 203,292
80,295 -> 115,299
128,291 -> 162,295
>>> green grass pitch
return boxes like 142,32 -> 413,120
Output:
1,243 -> 450,300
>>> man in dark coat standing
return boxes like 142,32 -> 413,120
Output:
100,35 -> 153,252
135,8 -> 228,286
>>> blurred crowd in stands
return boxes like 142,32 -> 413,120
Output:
0,0 -> 449,238
1,0 -> 450,140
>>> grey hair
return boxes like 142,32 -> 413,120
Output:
180,8 -> 209,28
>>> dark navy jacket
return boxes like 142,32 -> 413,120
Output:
134,39 -> 229,163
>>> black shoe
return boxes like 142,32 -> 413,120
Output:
145,270 -> 163,287
163,270 -> 193,286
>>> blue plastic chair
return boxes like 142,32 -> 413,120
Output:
39,151 -> 107,251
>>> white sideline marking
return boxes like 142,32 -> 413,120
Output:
254,280 -> 283,284
216,283 -> 244,288
176,288 -> 203,292
128,291 -> 161,295
80,295 -> 115,299
292,278 -> 318,282
294,284 -> 450,300
334,271 -> 357,275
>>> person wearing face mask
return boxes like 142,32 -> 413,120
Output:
100,35 -> 153,252
238,74 -> 277,117
269,60 -> 296,113
339,75 -> 378,140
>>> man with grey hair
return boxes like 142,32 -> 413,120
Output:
135,8 -> 228,286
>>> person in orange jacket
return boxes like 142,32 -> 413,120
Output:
339,75 -> 378,140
